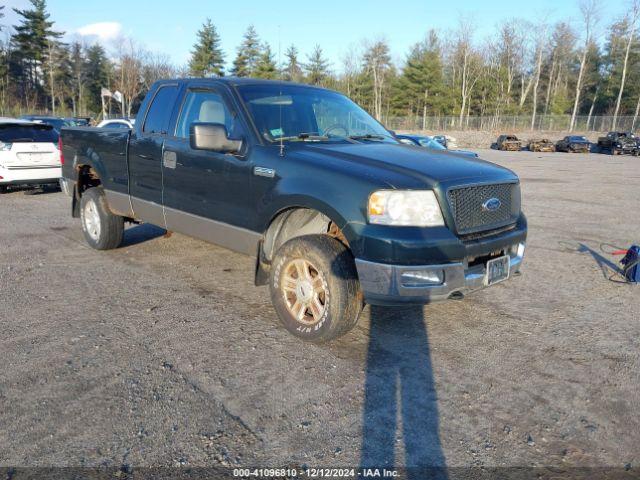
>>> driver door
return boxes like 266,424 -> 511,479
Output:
162,87 -> 257,252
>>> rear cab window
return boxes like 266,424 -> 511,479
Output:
0,124 -> 59,144
142,84 -> 180,135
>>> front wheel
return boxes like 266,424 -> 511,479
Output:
80,187 -> 124,250
269,235 -> 362,343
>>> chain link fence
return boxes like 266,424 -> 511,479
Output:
384,115 -> 640,133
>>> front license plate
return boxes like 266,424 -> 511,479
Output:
486,255 -> 510,286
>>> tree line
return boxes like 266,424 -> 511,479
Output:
2,0 -> 640,131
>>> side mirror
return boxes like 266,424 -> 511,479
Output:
189,122 -> 242,153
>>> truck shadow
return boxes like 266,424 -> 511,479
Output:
121,223 -> 167,248
360,305 -> 447,479
577,243 -> 623,279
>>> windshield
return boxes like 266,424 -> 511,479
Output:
569,136 -> 587,141
0,124 -> 58,143
237,84 -> 397,144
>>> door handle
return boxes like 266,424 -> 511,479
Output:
137,154 -> 153,160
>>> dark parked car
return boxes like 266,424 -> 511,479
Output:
597,132 -> 637,155
556,135 -> 591,153
396,134 -> 478,157
60,78 -> 527,342
494,135 -> 522,151
19,115 -> 73,132
73,117 -> 92,126
433,134 -> 457,149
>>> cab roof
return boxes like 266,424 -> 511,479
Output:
155,77 -> 330,91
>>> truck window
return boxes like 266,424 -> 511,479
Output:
175,90 -> 236,139
143,85 -> 179,134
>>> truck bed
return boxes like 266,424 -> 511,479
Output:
60,127 -> 131,195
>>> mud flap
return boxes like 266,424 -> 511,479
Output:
254,240 -> 270,286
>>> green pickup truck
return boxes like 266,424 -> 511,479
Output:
60,78 -> 527,342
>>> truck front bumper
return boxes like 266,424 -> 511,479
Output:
355,241 -> 526,306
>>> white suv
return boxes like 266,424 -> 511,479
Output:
0,118 -> 62,193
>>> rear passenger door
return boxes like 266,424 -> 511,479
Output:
128,83 -> 180,227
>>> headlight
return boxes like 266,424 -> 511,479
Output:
0,142 -> 12,151
368,190 -> 444,227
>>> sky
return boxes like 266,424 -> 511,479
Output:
0,0 -> 628,71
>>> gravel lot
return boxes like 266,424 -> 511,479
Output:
0,149 -> 638,479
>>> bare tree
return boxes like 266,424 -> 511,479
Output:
341,44 -> 360,99
143,52 -> 175,88
612,0 -> 640,130
570,0 -> 600,131
362,38 -> 392,120
453,19 -> 482,127
530,20 -> 549,129
112,37 -> 148,117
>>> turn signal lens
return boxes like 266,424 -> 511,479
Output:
368,191 -> 386,216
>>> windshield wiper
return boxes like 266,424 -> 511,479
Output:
347,133 -> 389,142
273,132 -> 329,142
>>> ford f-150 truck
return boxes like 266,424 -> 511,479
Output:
60,78 -> 527,342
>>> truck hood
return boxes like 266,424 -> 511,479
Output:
297,142 -> 517,188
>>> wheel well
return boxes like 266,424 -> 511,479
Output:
263,208 -> 348,261
72,165 -> 101,217
76,165 -> 101,193
255,207 -> 350,286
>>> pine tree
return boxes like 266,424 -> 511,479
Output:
393,32 -> 448,119
11,0 -> 62,104
188,19 -> 224,77
231,26 -> 262,77
254,44 -> 277,79
304,45 -> 330,85
283,44 -> 303,82
84,43 -> 111,114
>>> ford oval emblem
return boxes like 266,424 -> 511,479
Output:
482,197 -> 501,212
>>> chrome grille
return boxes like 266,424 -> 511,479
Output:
447,182 -> 520,235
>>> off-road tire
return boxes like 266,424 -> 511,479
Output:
269,235 -> 362,343
80,187 -> 124,250
0,185 -> 8,194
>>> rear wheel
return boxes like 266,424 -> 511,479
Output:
80,187 -> 124,250
269,235 -> 362,343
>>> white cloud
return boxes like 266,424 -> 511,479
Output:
76,22 -> 123,42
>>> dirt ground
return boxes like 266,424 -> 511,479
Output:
0,150 -> 638,479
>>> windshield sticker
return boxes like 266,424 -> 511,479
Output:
270,128 -> 283,137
